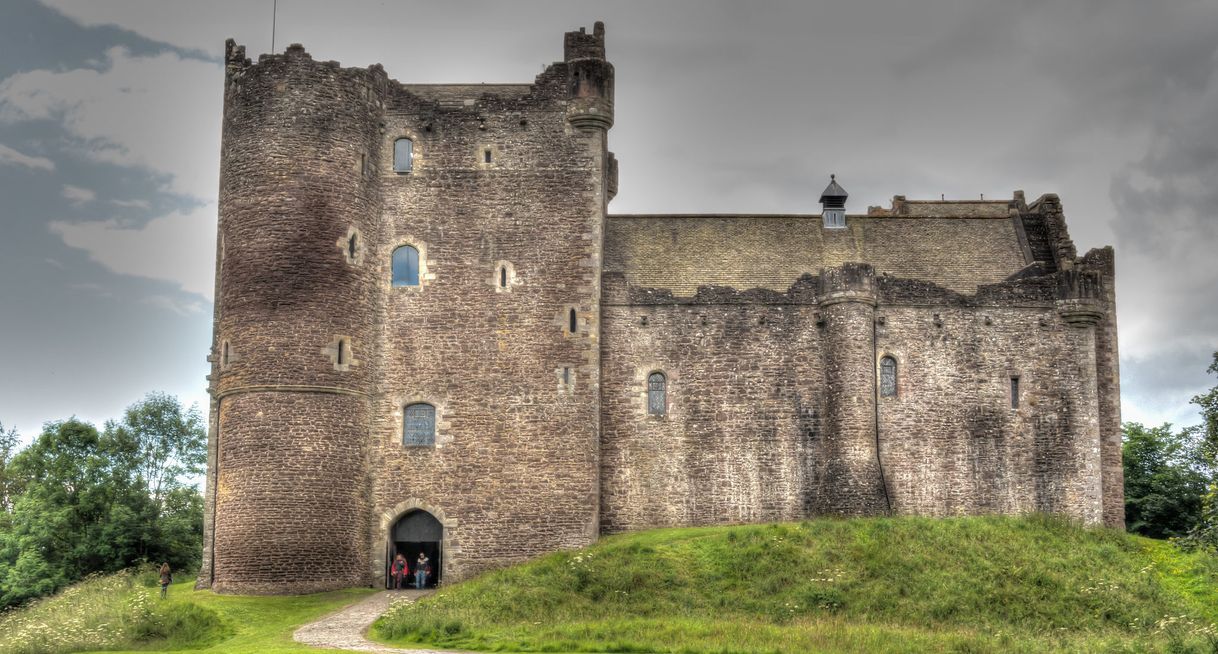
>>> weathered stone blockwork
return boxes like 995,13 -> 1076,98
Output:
200,23 -> 1121,595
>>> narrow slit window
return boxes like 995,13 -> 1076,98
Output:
563,367 -> 570,384
403,403 -> 435,446
393,138 -> 413,173
221,341 -> 230,367
648,372 -> 667,416
1010,377 -> 1020,409
880,356 -> 897,398
568,308 -> 578,334
500,266 -> 507,288
337,339 -> 345,365
392,245 -> 420,286
348,233 -> 358,260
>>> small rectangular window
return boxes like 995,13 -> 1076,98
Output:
1010,377 -> 1020,409
394,138 -> 413,173
484,149 -> 492,163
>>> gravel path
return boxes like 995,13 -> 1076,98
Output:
293,589 -> 468,653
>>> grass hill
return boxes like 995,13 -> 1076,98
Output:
2,515 -> 1218,653
372,515 -> 1218,653
0,568 -> 371,654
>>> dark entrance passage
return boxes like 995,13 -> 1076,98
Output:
386,510 -> 442,589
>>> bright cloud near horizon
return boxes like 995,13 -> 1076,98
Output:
0,0 -> 1215,441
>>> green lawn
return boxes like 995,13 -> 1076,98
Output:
0,569 -> 374,654
371,515 -> 1218,653
5,515 -> 1218,653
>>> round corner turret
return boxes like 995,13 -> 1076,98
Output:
564,22 -> 614,131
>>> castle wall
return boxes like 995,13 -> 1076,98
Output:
365,45 -> 611,582
604,215 -> 1028,297
600,269 -> 1108,532
203,42 -> 384,593
875,304 -> 1100,520
599,301 -> 823,531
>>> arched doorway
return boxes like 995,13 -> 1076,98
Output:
386,510 -> 443,589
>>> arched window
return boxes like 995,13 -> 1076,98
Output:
403,403 -> 435,446
393,138 -> 413,172
392,245 -> 419,286
880,356 -> 897,398
500,265 -> 507,288
648,372 -> 666,416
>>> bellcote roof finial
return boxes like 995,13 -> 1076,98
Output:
820,174 -> 848,206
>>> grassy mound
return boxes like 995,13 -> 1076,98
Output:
0,569 -> 373,654
373,515 -> 1218,653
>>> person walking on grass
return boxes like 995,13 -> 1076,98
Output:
159,563 -> 172,599
392,553 -> 407,590
415,552 -> 430,589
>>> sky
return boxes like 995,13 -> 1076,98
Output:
0,0 -> 1216,441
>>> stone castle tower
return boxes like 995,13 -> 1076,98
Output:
200,23 -> 1122,594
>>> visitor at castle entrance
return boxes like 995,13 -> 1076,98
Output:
391,553 -> 407,590
416,552 -> 430,589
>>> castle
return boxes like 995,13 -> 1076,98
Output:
199,23 -> 1123,594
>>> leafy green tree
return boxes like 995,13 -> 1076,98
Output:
1183,352 -> 1218,549
0,395 -> 206,607
1123,422 -> 1210,539
104,392 -> 206,509
0,421 -> 18,513
0,418 -> 156,606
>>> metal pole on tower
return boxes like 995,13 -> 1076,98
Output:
271,0 -> 278,53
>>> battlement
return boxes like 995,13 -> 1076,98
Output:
565,22 -> 606,61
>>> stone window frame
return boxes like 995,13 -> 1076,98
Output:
321,335 -> 357,372
558,304 -> 583,337
401,402 -> 437,447
646,369 -> 668,417
391,395 -> 451,448
1009,374 -> 1021,410
556,364 -> 576,395
387,237 -> 434,291
218,338 -> 236,370
878,354 -> 899,398
475,143 -> 501,170
493,260 -> 518,292
337,226 -> 364,266
387,128 -> 423,174
392,136 -> 415,173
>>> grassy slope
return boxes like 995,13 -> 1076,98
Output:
373,515 -> 1218,653
0,570 -> 373,654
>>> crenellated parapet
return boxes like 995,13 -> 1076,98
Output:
1056,267 -> 1106,328
564,22 -> 614,131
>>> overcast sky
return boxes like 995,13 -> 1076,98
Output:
1,0 -> 1216,441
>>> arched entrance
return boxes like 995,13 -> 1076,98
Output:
386,509 -> 443,589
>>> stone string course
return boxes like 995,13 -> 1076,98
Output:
199,22 -> 1122,594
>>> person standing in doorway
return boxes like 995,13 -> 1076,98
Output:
415,552 -> 430,589
391,553 -> 407,590
158,563 -> 172,599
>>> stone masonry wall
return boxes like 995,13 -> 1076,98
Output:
600,268 -> 1109,532
365,29 -> 611,584
203,41 -> 385,592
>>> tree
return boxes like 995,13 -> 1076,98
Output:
0,421 -> 19,512
0,395 -> 206,607
1182,352 -> 1218,549
1193,352 -> 1218,458
103,392 -> 206,509
1123,423 -> 1210,539
0,418 -> 156,606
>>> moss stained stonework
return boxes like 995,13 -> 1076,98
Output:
200,23 -> 1122,594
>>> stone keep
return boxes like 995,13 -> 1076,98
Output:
199,23 -> 1123,594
